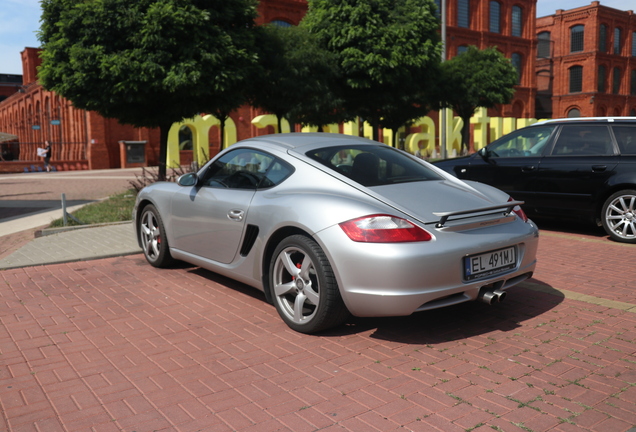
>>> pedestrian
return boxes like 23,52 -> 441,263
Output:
43,140 -> 52,172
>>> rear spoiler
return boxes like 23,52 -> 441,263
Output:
433,201 -> 524,228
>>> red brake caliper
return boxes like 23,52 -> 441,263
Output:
292,262 -> 301,280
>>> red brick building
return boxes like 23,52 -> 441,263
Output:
440,0 -> 537,118
536,1 -> 636,118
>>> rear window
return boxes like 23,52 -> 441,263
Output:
306,145 -> 443,187
613,125 -> 636,155
551,125 -> 614,156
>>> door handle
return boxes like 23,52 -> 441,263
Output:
228,209 -> 245,221
592,165 -> 607,172
521,165 -> 536,172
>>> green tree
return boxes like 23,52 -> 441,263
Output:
302,0 -> 442,141
440,46 -> 518,153
250,24 -> 345,132
38,0 -> 259,180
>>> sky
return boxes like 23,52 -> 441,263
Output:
0,0 -> 634,76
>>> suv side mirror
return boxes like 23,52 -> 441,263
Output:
478,147 -> 490,160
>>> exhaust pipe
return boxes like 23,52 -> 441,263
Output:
479,289 -> 507,305
493,289 -> 507,302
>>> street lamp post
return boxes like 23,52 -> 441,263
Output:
440,0 -> 447,159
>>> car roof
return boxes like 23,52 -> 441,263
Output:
239,133 -> 378,151
534,117 -> 636,126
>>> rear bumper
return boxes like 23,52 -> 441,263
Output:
315,219 -> 540,317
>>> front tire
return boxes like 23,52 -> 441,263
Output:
270,235 -> 349,333
601,190 -> 636,244
139,204 -> 175,267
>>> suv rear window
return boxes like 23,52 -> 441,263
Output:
307,145 -> 443,187
551,125 -> 614,156
613,125 -> 636,155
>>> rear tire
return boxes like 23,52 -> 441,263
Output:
269,235 -> 349,333
601,190 -> 636,244
139,204 -> 175,267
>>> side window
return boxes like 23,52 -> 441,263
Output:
613,126 -> 636,154
551,125 -> 614,156
201,149 -> 292,189
487,126 -> 556,157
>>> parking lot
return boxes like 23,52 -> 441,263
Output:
1,219 -> 635,431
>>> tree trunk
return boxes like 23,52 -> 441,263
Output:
158,122 -> 170,182
460,114 -> 471,154
219,115 -> 226,151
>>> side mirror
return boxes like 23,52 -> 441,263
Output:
478,147 -> 490,160
177,172 -> 199,187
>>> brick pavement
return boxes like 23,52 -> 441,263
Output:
0,227 -> 635,431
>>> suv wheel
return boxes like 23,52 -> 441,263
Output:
601,190 -> 636,243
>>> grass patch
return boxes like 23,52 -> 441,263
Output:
49,189 -> 137,228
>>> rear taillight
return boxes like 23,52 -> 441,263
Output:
339,214 -> 432,242
509,197 -> 528,222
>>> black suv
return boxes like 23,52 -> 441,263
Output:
433,117 -> 636,243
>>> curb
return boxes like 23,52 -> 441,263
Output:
36,220 -> 133,237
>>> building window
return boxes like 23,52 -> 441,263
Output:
614,28 -> 622,54
631,70 -> 636,95
613,67 -> 621,94
632,32 -> 636,56
569,66 -> 583,93
512,6 -> 522,37
458,0 -> 470,28
511,53 -> 522,84
270,20 -> 292,27
489,1 -> 501,33
434,0 -> 441,18
537,32 -> 551,58
599,25 -> 608,52
571,25 -> 584,53
598,65 -> 606,93
457,45 -> 468,55
567,108 -> 581,118
537,70 -> 551,92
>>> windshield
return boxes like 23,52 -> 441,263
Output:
306,145 -> 443,187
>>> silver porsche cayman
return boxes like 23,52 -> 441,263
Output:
133,133 -> 539,333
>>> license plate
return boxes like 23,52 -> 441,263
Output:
464,246 -> 517,281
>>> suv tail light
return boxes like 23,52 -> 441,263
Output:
339,215 -> 432,242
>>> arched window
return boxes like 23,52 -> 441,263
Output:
457,45 -> 468,55
631,70 -> 636,95
632,32 -> 636,56
270,20 -> 292,27
458,0 -> 470,28
614,28 -> 622,54
569,66 -> 583,93
567,108 -> 581,118
489,1 -> 501,33
598,65 -> 606,93
511,6 -> 522,37
599,24 -> 608,52
571,25 -> 584,53
613,67 -> 621,94
179,126 -> 193,151
511,53 -> 522,84
537,32 -> 551,58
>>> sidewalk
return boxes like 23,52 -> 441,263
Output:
0,229 -> 634,432
0,168 -> 145,267
0,222 -> 141,270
